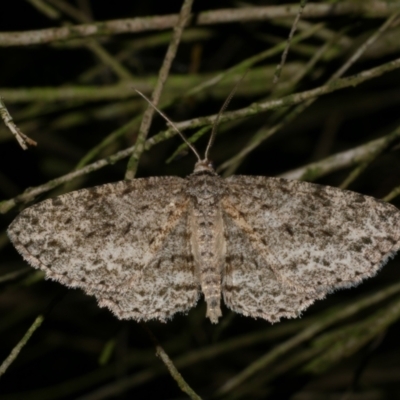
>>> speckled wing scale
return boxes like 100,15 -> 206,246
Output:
222,175 -> 400,322
8,177 -> 201,322
8,159 -> 400,324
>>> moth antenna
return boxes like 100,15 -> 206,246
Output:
135,89 -> 202,162
204,70 -> 248,161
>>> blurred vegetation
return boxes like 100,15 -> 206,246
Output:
1,1 -> 400,399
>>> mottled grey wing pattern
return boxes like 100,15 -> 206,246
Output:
8,177 -> 200,321
224,176 -> 400,296
222,210 -> 327,323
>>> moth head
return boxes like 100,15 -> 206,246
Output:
193,159 -> 215,174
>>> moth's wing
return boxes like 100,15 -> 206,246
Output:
221,209 -> 326,322
8,177 -> 200,321
224,176 -> 400,294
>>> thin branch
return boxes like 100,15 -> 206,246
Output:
215,282 -> 400,396
289,26 -> 348,88
0,97 -> 37,149
232,347 -> 322,399
303,297 -> 400,374
41,62 -> 294,168
26,0 -> 61,19
187,22 -> 324,98
333,12 -> 400,188
66,283 -> 400,400
83,40 -> 134,81
272,17 -> 352,50
218,27 -> 344,175
125,0 -> 194,180
1,2 -> 398,47
0,143 -> 136,214
73,58 -> 301,169
0,268 -> 31,284
141,324 -> 202,400
2,57 -> 400,214
188,56 -> 400,131
338,132 -> 400,190
383,182 -> 400,202
272,0 -> 308,86
331,11 -> 400,81
205,70 -> 248,161
48,0 -> 134,82
74,114 -> 141,170
5,321 -> 305,399
0,315 -> 44,377
47,0 -> 89,22
219,13 -> 400,175
281,127 -> 400,181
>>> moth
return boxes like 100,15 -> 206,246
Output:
7,128 -> 400,323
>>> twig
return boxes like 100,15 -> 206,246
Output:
273,17 -> 352,50
5,321 -> 305,400
67,283 -> 400,400
383,184 -> 400,202
334,11 -> 400,188
73,59 -> 306,170
84,40 -> 134,81
47,0 -> 89,22
220,13 -> 400,175
141,323 -> 202,400
191,56 -> 400,130
218,27 -> 344,175
281,127 -> 400,181
187,22 -> 323,97
98,339 -> 116,366
75,114 -> 141,170
232,347 -> 322,399
0,98 -> 37,149
303,296 -> 400,373
49,0 -> 134,82
0,315 -> 44,377
289,27 -> 348,91
0,143 -> 136,214
0,3 -> 398,47
215,282 -> 400,396
338,128 -> 400,190
125,0 -> 194,180
2,57 -> 400,214
54,62 -> 296,168
0,268 -> 31,284
75,29 -> 212,81
331,11 -> 400,81
272,0 -> 308,85
26,0 -> 61,19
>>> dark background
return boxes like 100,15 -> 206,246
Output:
1,1 -> 400,399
